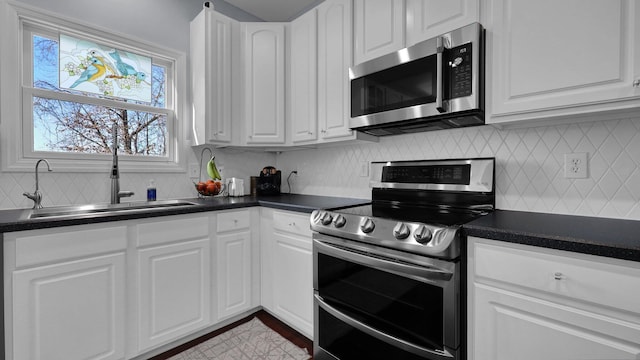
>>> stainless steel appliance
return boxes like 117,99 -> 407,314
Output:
311,158 -> 495,360
349,23 -> 485,136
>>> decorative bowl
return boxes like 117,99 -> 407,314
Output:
194,180 -> 223,197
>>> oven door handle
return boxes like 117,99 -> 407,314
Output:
315,293 -> 455,359
314,238 -> 453,283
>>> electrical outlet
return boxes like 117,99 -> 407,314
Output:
188,163 -> 199,178
564,153 -> 588,178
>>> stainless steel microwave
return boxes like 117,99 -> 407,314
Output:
349,23 -> 485,136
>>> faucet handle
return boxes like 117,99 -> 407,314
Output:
118,191 -> 134,199
23,190 -> 43,209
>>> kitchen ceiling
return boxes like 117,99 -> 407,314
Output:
223,0 -> 323,21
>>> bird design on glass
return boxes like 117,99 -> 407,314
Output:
109,50 -> 147,83
69,57 -> 106,88
88,49 -> 119,75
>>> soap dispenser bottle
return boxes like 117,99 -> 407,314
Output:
147,180 -> 157,201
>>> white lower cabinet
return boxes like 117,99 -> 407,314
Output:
214,209 -> 259,321
2,207 -> 284,359
135,215 -> 212,353
261,209 -> 313,338
5,224 -> 128,360
468,237 -> 640,360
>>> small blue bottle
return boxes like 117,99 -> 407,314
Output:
147,180 -> 157,201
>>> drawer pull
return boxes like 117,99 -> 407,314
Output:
554,272 -> 564,280
289,222 -> 295,226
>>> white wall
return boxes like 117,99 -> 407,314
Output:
277,119 -> 640,221
11,0 -> 261,54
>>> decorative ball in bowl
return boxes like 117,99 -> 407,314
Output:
195,180 -> 223,197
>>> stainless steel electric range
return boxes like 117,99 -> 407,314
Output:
310,158 -> 495,360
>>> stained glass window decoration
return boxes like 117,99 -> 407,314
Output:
59,34 -> 152,103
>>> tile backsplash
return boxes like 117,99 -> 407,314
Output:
2,119 -> 639,221
0,147 -> 275,210
277,118 -> 640,220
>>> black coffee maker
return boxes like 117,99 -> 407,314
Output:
257,166 -> 281,195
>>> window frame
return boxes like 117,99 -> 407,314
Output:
0,2 -> 188,173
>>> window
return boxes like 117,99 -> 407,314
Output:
1,3 -> 186,172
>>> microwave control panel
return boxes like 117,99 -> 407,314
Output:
448,43 -> 473,99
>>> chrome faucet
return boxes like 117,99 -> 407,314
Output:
110,123 -> 134,204
23,159 -> 53,209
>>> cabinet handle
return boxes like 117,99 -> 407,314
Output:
308,131 -> 313,135
554,272 -> 563,280
289,222 -> 295,226
633,79 -> 640,87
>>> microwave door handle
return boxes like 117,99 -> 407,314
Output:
436,36 -> 447,113
315,294 -> 455,359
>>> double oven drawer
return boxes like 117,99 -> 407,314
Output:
313,234 -> 460,360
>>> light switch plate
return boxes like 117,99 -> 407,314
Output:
360,161 -> 369,177
188,163 -> 199,178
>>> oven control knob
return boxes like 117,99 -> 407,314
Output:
320,212 -> 333,225
393,223 -> 410,240
360,218 -> 375,233
414,225 -> 433,244
333,214 -> 346,228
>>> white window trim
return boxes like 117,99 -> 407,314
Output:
0,0 -> 189,173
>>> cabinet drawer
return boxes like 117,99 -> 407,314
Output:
273,211 -> 312,237
10,225 -> 127,268
472,238 -> 640,315
137,215 -> 209,247
217,209 -> 251,233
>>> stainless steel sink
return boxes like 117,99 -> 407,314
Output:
23,199 -> 200,220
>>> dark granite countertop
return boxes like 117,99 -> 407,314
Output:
463,210 -> 640,262
0,194 -> 370,233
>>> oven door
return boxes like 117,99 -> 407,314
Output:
313,233 -> 459,360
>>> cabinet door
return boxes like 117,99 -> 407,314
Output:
216,230 -> 253,319
190,8 -> 233,145
269,210 -> 314,338
289,9 -> 318,144
405,0 -> 479,47
353,0 -> 405,65
12,253 -> 126,360
317,0 -> 357,141
137,238 -> 211,351
271,231 -> 314,338
242,23 -> 286,144
473,284 -> 640,360
488,0 -> 640,125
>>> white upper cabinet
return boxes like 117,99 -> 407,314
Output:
486,0 -> 640,126
353,0 -> 406,65
241,23 -> 286,145
190,7 -> 235,145
405,0 -> 480,46
317,0 -> 362,142
289,9 -> 318,144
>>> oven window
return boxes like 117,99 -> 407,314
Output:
351,55 -> 437,117
317,253 -> 444,351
